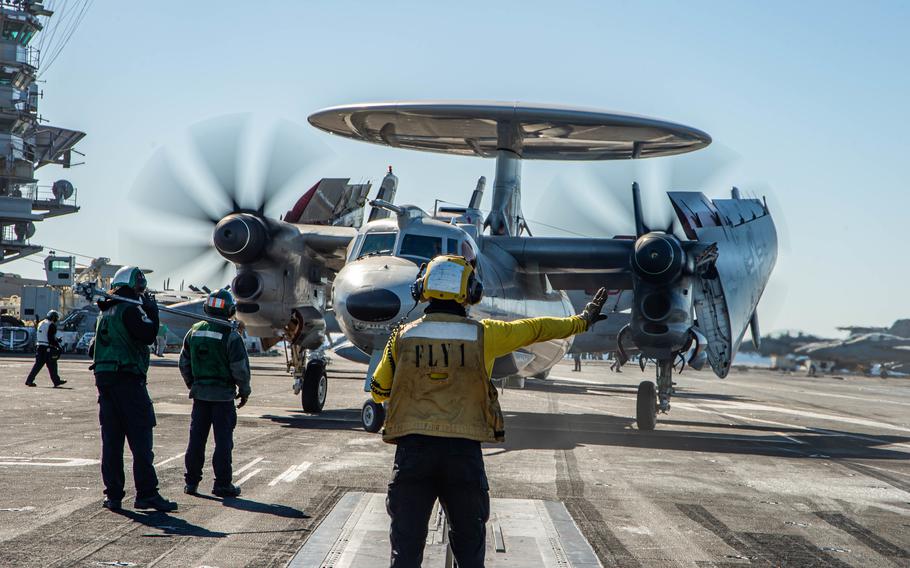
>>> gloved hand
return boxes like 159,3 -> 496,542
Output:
236,393 -> 248,409
141,292 -> 159,317
578,287 -> 609,330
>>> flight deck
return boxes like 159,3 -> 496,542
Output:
0,355 -> 908,567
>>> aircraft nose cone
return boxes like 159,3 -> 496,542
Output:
346,289 -> 401,322
632,233 -> 683,281
214,214 -> 268,264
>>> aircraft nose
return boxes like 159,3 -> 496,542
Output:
345,289 -> 402,322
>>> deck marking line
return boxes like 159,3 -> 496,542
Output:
283,461 -> 312,482
154,452 -> 185,467
235,468 -> 262,486
234,456 -> 263,476
269,465 -> 298,487
0,457 -> 98,467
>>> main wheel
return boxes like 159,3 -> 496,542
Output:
301,360 -> 328,412
362,400 -> 385,433
636,380 -> 657,431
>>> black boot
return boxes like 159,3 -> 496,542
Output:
212,484 -> 241,498
134,494 -> 178,512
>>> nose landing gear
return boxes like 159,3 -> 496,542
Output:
636,359 -> 674,431
362,400 -> 386,433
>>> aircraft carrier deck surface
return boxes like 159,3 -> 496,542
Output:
1,355 -> 908,567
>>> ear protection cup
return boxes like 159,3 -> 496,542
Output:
228,305 -> 237,318
410,263 -> 428,302
466,271 -> 484,304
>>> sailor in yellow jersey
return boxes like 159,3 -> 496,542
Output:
370,254 -> 607,568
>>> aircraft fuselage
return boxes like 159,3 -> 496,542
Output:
332,210 -> 575,379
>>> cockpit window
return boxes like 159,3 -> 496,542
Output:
446,238 -> 459,255
399,234 -> 443,261
358,232 -> 396,258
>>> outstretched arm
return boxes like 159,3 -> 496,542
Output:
370,333 -> 398,403
482,287 -> 608,362
482,316 -> 588,362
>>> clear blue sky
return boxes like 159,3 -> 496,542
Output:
12,0 -> 910,337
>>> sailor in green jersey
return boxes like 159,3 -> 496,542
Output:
179,289 -> 251,498
93,266 -> 177,513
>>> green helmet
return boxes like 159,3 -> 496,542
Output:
111,266 -> 147,292
204,288 -> 236,318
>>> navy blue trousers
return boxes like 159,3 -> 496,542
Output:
97,380 -> 159,501
387,435 -> 490,568
184,399 -> 237,487
26,346 -> 61,385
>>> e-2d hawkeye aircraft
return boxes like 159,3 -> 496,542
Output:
306,101 -> 778,431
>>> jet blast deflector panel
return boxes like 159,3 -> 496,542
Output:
308,101 -> 711,160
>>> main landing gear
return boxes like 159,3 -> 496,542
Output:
289,341 -> 328,413
636,359 -> 673,431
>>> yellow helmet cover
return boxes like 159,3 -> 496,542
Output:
419,255 -> 474,304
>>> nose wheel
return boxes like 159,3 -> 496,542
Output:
636,381 -> 657,430
301,360 -> 328,412
362,400 -> 385,433
636,359 -> 674,431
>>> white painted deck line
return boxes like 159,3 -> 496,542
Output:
235,456 -> 264,476
235,468 -> 262,486
153,452 -> 185,467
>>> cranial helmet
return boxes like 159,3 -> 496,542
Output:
204,288 -> 237,318
110,266 -> 148,292
46,310 -> 60,321
411,255 -> 483,305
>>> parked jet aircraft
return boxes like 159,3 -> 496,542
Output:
796,333 -> 910,376
308,101 -> 778,430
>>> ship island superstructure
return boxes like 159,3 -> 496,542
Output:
0,0 -> 83,264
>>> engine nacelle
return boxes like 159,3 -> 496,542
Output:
628,232 -> 694,360
214,213 -> 270,264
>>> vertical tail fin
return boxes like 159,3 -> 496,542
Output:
369,166 -> 399,222
469,176 -> 486,210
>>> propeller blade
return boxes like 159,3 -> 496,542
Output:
531,176 -> 618,237
131,148 -> 222,225
632,182 -> 645,237
661,143 -> 740,192
196,258 -> 234,290
533,163 -> 639,237
189,114 -> 249,212
256,119 -> 327,215
120,229 -> 215,278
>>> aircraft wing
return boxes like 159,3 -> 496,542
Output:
295,225 -> 358,272
283,178 -> 368,273
669,192 -> 777,377
481,236 -> 634,290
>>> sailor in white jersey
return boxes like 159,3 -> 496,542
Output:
25,310 -> 67,387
